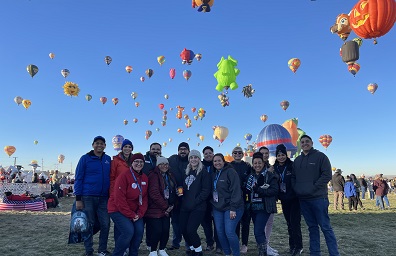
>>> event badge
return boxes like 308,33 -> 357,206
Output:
139,194 -> 143,205
164,188 -> 170,199
280,182 -> 286,193
213,191 -> 219,202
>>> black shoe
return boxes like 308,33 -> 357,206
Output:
292,248 -> 303,256
215,248 -> 223,254
186,249 -> 193,256
205,245 -> 215,251
289,248 -> 295,254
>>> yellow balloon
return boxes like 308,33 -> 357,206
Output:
22,99 -> 31,110
214,126 -> 229,143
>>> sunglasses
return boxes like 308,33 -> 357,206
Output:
233,151 -> 243,155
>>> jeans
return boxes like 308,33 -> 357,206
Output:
251,210 -> 271,244
281,198 -> 303,250
384,195 -> 390,207
236,207 -> 251,246
369,191 -> 375,200
213,207 -> 243,256
300,198 -> 339,256
360,187 -> 367,199
81,196 -> 110,254
376,195 -> 384,209
110,212 -> 144,256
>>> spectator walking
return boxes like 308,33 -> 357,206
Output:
331,169 -> 345,210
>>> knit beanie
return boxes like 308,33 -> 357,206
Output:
131,153 -> 144,162
156,157 -> 169,166
178,142 -> 190,151
121,139 -> 133,151
275,144 -> 287,156
188,149 -> 201,159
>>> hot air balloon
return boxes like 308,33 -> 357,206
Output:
185,119 -> 192,128
260,114 -> 268,122
161,121 -> 167,126
159,103 -> 165,110
123,119 -> 128,125
348,63 -> 360,76
58,154 -> 65,163
191,107 -> 196,113
242,84 -> 255,98
61,69 -> 70,78
367,83 -> 378,94
63,81 -> 80,97
49,53 -> 55,59
192,0 -> 214,12
195,53 -> 202,61
100,97 -> 107,104
218,93 -> 229,107
199,135 -> 205,141
145,130 -> 152,140
280,100 -> 289,111
256,124 -> 297,157
140,77 -> 145,82
22,99 -> 31,110
180,48 -> 195,65
184,114 -> 189,120
198,108 -> 206,120
14,96 -> 23,106
125,66 -> 133,73
135,102 -> 140,107
27,64 -> 39,78
131,92 -> 138,100
157,56 -> 165,66
164,94 -> 169,100
156,128 -> 160,132
145,69 -> 154,78
349,0 -> 396,44
214,55 -> 240,92
163,110 -> 168,115
288,58 -> 301,73
133,118 -> 138,123
341,41 -> 359,64
104,56 -> 112,65
177,128 -> 184,133
214,126 -> 229,143
176,106 -> 185,119
112,135 -> 124,151
148,120 -> 154,125
244,133 -> 253,143
319,135 -> 333,149
169,138 -> 173,142
352,37 -> 363,47
4,146 -> 16,157
112,98 -> 119,105
33,140 -> 38,145
169,68 -> 176,79
330,13 -> 352,41
163,115 -> 168,121
282,118 -> 299,146
163,142 -> 167,147
183,70 -> 192,81
85,94 -> 92,101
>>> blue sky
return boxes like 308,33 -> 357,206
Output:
0,0 -> 395,175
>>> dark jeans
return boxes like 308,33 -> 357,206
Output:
147,217 -> 170,251
180,209 -> 205,248
281,198 -> 303,250
347,196 -> 358,210
171,207 -> 183,248
251,210 -> 271,244
300,198 -> 339,256
81,196 -> 110,255
110,212 -> 144,256
236,207 -> 251,246
369,191 -> 375,200
360,187 -> 367,199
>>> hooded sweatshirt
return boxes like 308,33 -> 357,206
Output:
168,154 -> 189,187
292,148 -> 332,200
181,167 -> 211,211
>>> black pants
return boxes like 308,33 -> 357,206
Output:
355,192 -> 364,208
281,198 -> 303,250
201,202 -> 215,247
236,207 -> 251,246
348,196 -> 358,210
180,209 -> 205,248
147,217 -> 171,251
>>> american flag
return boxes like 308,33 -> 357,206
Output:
0,197 -> 47,211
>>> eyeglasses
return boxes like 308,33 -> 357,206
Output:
233,151 -> 243,155
133,160 -> 144,164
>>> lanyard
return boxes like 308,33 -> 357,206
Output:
277,165 -> 287,182
214,169 -> 222,191
164,174 -> 169,189
130,168 -> 142,194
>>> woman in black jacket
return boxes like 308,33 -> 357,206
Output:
179,150 -> 211,256
273,144 -> 303,256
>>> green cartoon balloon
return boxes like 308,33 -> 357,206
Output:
214,55 -> 240,92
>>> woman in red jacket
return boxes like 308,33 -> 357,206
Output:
109,139 -> 134,195
108,153 -> 148,256
146,157 -> 177,256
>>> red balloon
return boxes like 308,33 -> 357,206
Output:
159,103 -> 164,110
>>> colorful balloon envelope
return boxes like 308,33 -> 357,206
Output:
159,103 -> 165,110
195,53 -> 202,61
180,48 -> 195,65
319,135 -> 333,149
27,64 -> 39,78
256,124 -> 297,157
33,140 -> 38,145
164,94 -> 169,99
169,68 -> 176,79
177,128 -> 184,133
199,135 -> 205,141
140,77 -> 145,82
104,56 -> 112,65
85,94 -> 92,101
49,53 -> 55,59
244,133 -> 252,142
63,82 -> 80,97
288,58 -> 301,73
58,154 -> 65,163
163,142 -> 167,147
61,69 -> 70,78
145,69 -> 154,78
161,121 -> 167,126
135,102 -> 140,107
146,130 -> 152,138
163,110 -> 168,115
131,92 -> 138,100
112,98 -> 119,105
149,120 -> 154,125
183,70 -> 192,81
133,118 -> 138,123
4,146 -> 16,157
367,83 -> 378,94
100,97 -> 107,104
125,66 -> 133,73
347,63 -> 360,76
214,126 -> 229,143
157,56 -> 165,66
123,119 -> 128,125
22,99 -> 31,110
192,0 -> 214,12
260,114 -> 268,122
191,107 -> 196,113
330,13 -> 352,41
112,135 -> 124,151
14,96 -> 23,106
280,100 -> 290,111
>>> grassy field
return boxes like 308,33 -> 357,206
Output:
0,193 -> 395,256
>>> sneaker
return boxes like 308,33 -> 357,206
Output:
292,248 -> 303,256
215,248 -> 223,254
146,246 -> 151,251
158,250 -> 169,256
268,245 -> 278,253
205,245 -> 215,251
240,245 -> 248,254
123,248 -> 129,256
97,251 -> 111,256
149,251 -> 158,256
267,246 -> 279,256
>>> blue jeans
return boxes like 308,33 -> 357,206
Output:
300,198 -> 339,256
81,196 -> 110,254
110,212 -> 144,256
360,187 -> 366,199
251,210 -> 271,244
384,195 -> 390,207
369,191 -> 375,200
213,207 -> 243,256
376,195 -> 384,209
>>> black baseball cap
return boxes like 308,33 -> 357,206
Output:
93,136 -> 106,143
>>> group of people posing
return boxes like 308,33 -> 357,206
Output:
73,135 -> 340,256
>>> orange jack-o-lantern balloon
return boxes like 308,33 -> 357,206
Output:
349,0 -> 396,41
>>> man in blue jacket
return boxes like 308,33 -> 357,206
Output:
74,136 -> 111,256
292,135 -> 339,256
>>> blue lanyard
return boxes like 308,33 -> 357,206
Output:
130,168 -> 142,194
277,165 -> 286,182
214,169 -> 222,191
164,174 -> 169,189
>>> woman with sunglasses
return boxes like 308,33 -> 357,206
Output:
108,153 -> 148,256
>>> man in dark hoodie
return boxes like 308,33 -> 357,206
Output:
142,142 -> 162,175
292,135 -> 339,256
331,169 -> 345,210
168,142 -> 190,250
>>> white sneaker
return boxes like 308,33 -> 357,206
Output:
146,246 -> 151,251
148,251 -> 158,256
158,250 -> 168,256
267,246 -> 279,256
267,246 -> 278,253
123,248 -> 129,256
240,245 -> 248,253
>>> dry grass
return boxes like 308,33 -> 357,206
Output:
0,194 -> 395,256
